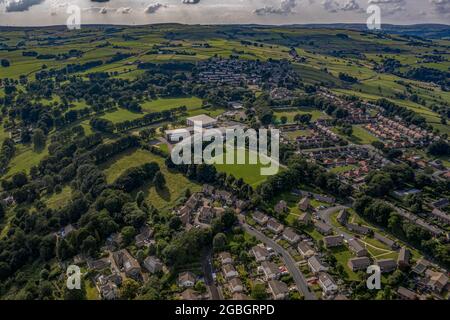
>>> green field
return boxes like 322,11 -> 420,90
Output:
213,148 -> 277,187
44,186 -> 73,210
101,148 -> 201,211
141,97 -> 202,113
100,108 -> 143,123
5,145 -> 49,178
274,108 -> 329,124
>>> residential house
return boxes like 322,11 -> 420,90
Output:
261,261 -> 281,280
252,246 -> 270,262
347,239 -> 367,257
268,280 -> 289,300
376,259 -> 397,273
374,233 -> 397,250
87,258 -> 111,271
308,256 -> 329,274
323,235 -> 343,248
397,287 -> 418,300
346,223 -> 371,235
337,209 -> 348,225
297,212 -> 311,225
397,247 -> 411,270
219,252 -> 233,265
178,271 -> 196,288
232,293 -> 249,300
252,211 -> 269,225
314,221 -> 332,235
297,241 -> 315,258
229,278 -> 244,294
348,257 -> 371,272
282,228 -> 300,244
143,256 -> 163,274
113,249 -> 141,280
198,205 -> 215,224
181,289 -> 200,300
135,226 -> 153,248
430,208 -> 450,224
274,200 -> 289,214
223,264 -> 239,280
412,258 -> 430,275
298,197 -> 310,211
424,270 -> 448,293
267,219 -> 284,234
318,272 -> 338,295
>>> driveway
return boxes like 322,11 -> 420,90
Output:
239,219 -> 317,300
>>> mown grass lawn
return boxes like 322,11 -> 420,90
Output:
101,148 -> 201,212
329,247 -> 360,281
213,148 -> 276,188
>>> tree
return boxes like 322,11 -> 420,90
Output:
0,203 -> 4,220
153,171 -> 166,189
32,128 -> 46,151
63,281 -> 87,300
428,140 -> 450,156
120,279 -> 140,300
280,116 -> 288,124
121,226 -> 136,246
1,59 -> 10,67
194,280 -> 207,294
81,235 -> 98,256
136,191 -> 145,206
213,233 -> 227,252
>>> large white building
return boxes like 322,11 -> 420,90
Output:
186,114 -> 217,128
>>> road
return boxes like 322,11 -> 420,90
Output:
317,205 -> 351,240
239,218 -> 317,300
202,250 -> 221,300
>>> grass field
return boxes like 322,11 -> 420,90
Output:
100,108 -> 143,123
101,148 -> 201,211
213,148 -> 277,187
5,144 -> 49,178
349,125 -> 380,145
141,97 -> 202,113
44,186 -> 73,210
329,247 -> 360,281
274,108 -> 329,124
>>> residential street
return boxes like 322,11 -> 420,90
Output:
317,205 -> 351,239
239,217 -> 317,300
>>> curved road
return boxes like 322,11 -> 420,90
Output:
317,206 -> 351,239
239,218 -> 317,300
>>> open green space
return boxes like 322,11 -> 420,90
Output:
101,148 -> 201,211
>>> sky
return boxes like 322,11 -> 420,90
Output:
0,0 -> 449,26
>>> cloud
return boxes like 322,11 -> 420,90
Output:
322,0 -> 364,13
254,0 -> 297,16
144,3 -> 167,14
429,0 -> 450,15
117,7 -> 132,14
368,0 -> 406,15
4,0 -> 44,12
